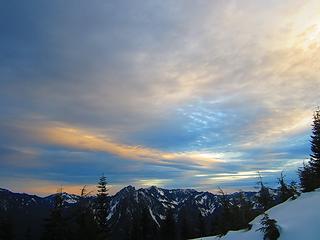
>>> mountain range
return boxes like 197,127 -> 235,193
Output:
0,186 -> 269,239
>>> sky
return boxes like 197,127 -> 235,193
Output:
0,0 -> 320,196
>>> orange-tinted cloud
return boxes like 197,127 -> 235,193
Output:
15,121 -> 224,167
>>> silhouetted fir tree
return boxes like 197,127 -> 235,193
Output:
309,109 -> 320,182
210,190 -> 254,236
300,109 -> 320,192
237,191 -> 255,228
256,174 -> 274,211
277,172 -> 298,202
42,189 -> 70,240
288,181 -> 300,200
216,187 -> 232,236
160,208 -> 176,240
230,193 -> 244,229
73,186 -> 99,240
299,162 -> 316,192
96,174 -> 109,239
0,215 -> 14,240
277,172 -> 292,202
230,197 -> 242,229
257,213 -> 280,240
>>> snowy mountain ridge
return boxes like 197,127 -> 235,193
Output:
0,185 -> 274,240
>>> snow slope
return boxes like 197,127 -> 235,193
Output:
195,189 -> 320,240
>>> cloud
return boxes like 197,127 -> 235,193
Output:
0,176 -> 123,196
137,179 -> 172,188
0,0 -> 319,193
0,146 -> 41,168
2,120 -> 224,168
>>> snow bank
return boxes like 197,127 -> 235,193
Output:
195,189 -> 320,240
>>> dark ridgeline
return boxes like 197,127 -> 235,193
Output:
1,107 -> 320,240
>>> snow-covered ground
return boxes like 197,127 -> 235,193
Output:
195,189 -> 320,240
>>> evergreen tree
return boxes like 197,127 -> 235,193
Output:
236,191 -> 254,229
216,187 -> 232,236
42,189 -> 70,240
211,191 -> 255,236
299,162 -> 316,192
73,186 -> 99,240
277,172 -> 294,202
288,181 -> 300,200
299,108 -> 320,192
160,208 -> 175,240
309,108 -> 320,182
96,174 -> 110,239
256,174 -> 274,211
229,198 -> 240,229
257,213 -> 280,240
